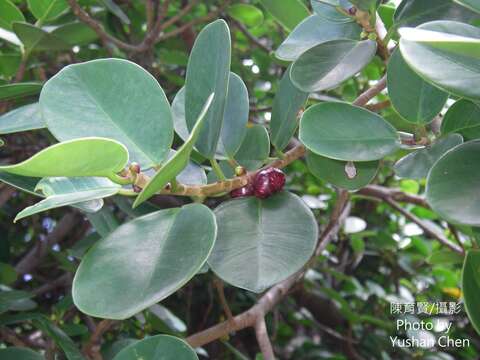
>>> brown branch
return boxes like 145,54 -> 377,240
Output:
255,318 -> 275,360
214,278 -> 234,323
365,100 -> 390,112
352,75 -> 387,107
83,319 -> 116,359
229,16 -> 272,53
357,184 -> 428,208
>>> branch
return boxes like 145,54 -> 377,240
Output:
213,278 -> 234,323
352,75 -> 387,107
83,319 -> 116,359
255,318 -> 275,360
229,16 -> 272,53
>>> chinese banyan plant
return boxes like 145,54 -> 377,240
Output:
2,0 -> 480,358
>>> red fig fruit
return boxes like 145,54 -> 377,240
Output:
253,168 -> 285,199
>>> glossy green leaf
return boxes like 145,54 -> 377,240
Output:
12,22 -> 70,51
0,290 -> 35,313
27,0 -> 68,22
0,103 -> 45,134
311,0 -> 354,23
290,39 -> 376,92
441,100 -> 480,140
133,94 -> 213,208
40,59 -> 173,168
299,102 -> 399,161
393,0 -> 478,29
0,172 -> 39,195
0,53 -> 21,77
98,0 -> 130,24
218,73 -> 249,158
0,0 -> 25,31
270,68 -> 308,151
185,20 -> 231,159
394,134 -> 463,179
0,348 -> 44,360
454,0 -> 480,13
426,140 -> 480,226
306,151 -> 378,190
276,14 -> 361,61
208,192 -> 317,293
0,137 -> 128,178
228,4 -> 264,27
235,124 -> 270,170
51,22 -> 98,46
387,48 -> 448,124
428,249 -> 464,265
73,204 -> 217,319
86,207 -> 119,238
399,21 -> 480,100
259,0 -> 310,31
462,250 -> 480,335
14,177 -> 121,222
0,82 -> 42,101
113,335 -> 198,360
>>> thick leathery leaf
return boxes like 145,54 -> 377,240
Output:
306,151 -> 379,190
0,0 -> 25,31
27,0 -> 68,22
387,48 -> 448,124
299,102 -> 399,161
270,68 -> 308,151
0,137 -> 128,178
0,82 -> 42,101
133,94 -> 213,208
113,335 -> 198,360
462,250 -> 480,335
427,140 -> 480,226
394,134 -> 463,179
441,100 -> 480,140
14,177 -> 121,222
73,204 -> 217,319
399,21 -> 480,100
185,20 -> 231,159
311,0 -> 354,23
0,347 -> 44,360
259,0 -> 309,31
40,59 -> 173,168
0,103 -> 44,134
208,192 -> 317,293
290,39 -> 376,92
275,14 -> 361,61
235,125 -> 270,170
12,22 -> 70,51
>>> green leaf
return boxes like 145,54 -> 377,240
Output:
387,48 -> 448,124
113,335 -> 198,360
462,250 -> 480,335
311,0 -> 354,23
0,53 -> 21,77
0,172 -> 39,196
228,4 -> 264,28
441,99 -> 480,140
306,151 -> 379,190
290,39 -> 376,92
393,0 -> 478,29
299,102 -> 399,161
0,137 -> 129,178
399,21 -> 480,100
27,0 -> 68,22
12,22 -> 70,51
270,68 -> 308,151
51,22 -> 98,46
185,20 -> 231,159
235,124 -> 270,170
14,177 -> 121,222
0,290 -> 35,313
218,73 -> 249,158
394,134 -> 463,179
0,348 -> 44,360
454,0 -> 480,13
40,58 -> 173,168
259,0 -> 310,31
275,14 -> 361,61
0,0 -> 25,31
86,207 -> 119,238
98,0 -> 130,25
0,82 -> 42,101
73,204 -> 217,319
428,250 -> 464,265
426,140 -> 480,226
0,103 -> 45,134
133,94 -> 213,208
208,191 -> 317,293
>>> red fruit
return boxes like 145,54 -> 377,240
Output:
253,168 -> 285,199
230,183 -> 254,198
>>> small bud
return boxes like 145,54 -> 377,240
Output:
253,168 -> 286,199
230,183 -> 254,198
360,31 -> 368,39
345,161 -> 357,179
129,162 -> 140,174
368,32 -> 377,41
235,166 -> 246,176
133,185 -> 142,193
348,6 -> 357,16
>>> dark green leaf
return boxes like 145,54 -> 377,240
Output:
0,348 -> 44,360
228,4 -> 264,27
27,0 -> 68,22
51,22 -> 98,46
0,0 -> 25,31
0,82 -> 42,101
441,100 -> 480,140
235,124 -> 270,170
0,103 -> 44,134
259,0 -> 310,31
462,250 -> 480,335
12,22 -> 70,51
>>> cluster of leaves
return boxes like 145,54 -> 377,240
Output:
1,0 -> 480,359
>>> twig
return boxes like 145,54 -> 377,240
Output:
255,318 -> 275,360
83,319 -> 116,359
214,278 -> 234,323
352,75 -> 387,107
229,16 -> 272,53
365,100 -> 390,112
